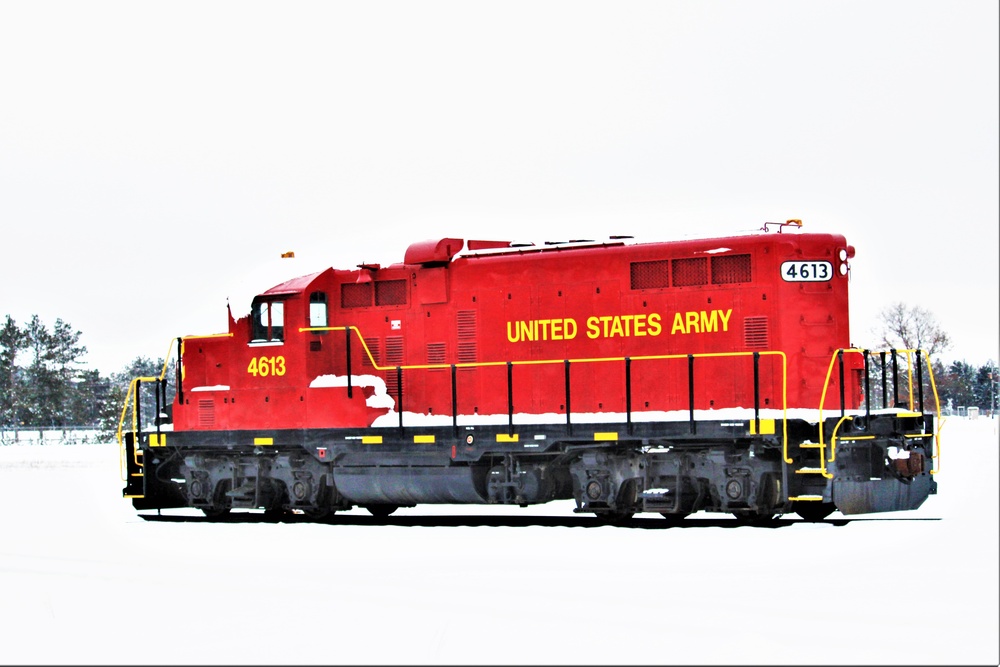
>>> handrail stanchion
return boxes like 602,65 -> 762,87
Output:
345,327 -> 353,399
564,360 -> 572,435
451,364 -> 458,438
863,349 -> 870,425
396,366 -> 403,432
507,361 -> 514,436
688,354 -> 696,435
625,357 -> 633,436
891,349 -> 899,407
916,350 -> 924,413
135,379 -> 142,445
753,351 -> 761,434
838,349 -> 845,417
880,351 -> 887,409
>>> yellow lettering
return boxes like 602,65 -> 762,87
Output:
537,319 -> 549,340
564,318 -> 578,340
686,311 -> 700,333
587,316 -> 600,339
634,314 -> 647,336
648,313 -> 661,336
719,308 -> 732,331
700,310 -> 718,333
599,315 -> 613,337
671,312 -> 686,335
506,321 -> 520,343
609,316 -> 624,337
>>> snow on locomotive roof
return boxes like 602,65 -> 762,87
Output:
456,237 -> 630,259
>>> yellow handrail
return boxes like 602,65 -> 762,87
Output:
816,347 -> 943,474
300,325 -> 790,452
116,338 -> 178,481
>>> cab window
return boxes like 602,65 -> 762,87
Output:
309,292 -> 328,328
251,299 -> 285,342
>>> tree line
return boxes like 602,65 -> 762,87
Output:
1,314 -> 169,440
867,303 -> 998,414
0,306 -> 996,442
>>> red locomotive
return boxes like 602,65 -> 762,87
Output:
121,222 -> 941,521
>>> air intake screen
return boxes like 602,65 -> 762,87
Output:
630,260 -> 670,289
672,258 -> 708,287
712,254 -> 752,284
341,283 -> 372,308
375,280 -> 407,306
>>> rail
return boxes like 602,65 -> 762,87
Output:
815,347 -> 943,477
300,325 -> 790,450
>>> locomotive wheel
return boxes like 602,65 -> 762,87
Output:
365,504 -> 399,518
303,507 -> 336,520
794,501 -> 836,522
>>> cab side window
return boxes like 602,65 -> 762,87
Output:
309,292 -> 328,328
251,299 -> 285,342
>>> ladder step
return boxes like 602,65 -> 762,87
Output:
789,495 -> 824,501
795,467 -> 826,474
799,443 -> 825,449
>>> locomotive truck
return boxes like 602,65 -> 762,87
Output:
120,221 -> 941,522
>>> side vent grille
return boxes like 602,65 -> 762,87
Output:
427,342 -> 446,365
744,316 -> 769,349
198,399 -> 215,427
457,341 -> 478,365
385,336 -> 404,397
457,310 -> 477,339
457,310 -> 478,366
362,338 -> 380,368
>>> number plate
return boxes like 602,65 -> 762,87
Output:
781,261 -> 832,282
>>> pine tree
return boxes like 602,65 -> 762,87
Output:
0,315 -> 26,429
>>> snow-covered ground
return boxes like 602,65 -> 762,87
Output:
1,418 -> 996,665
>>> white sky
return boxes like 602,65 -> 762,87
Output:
1,1 -> 997,375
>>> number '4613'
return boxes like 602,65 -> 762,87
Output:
247,355 -> 286,377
